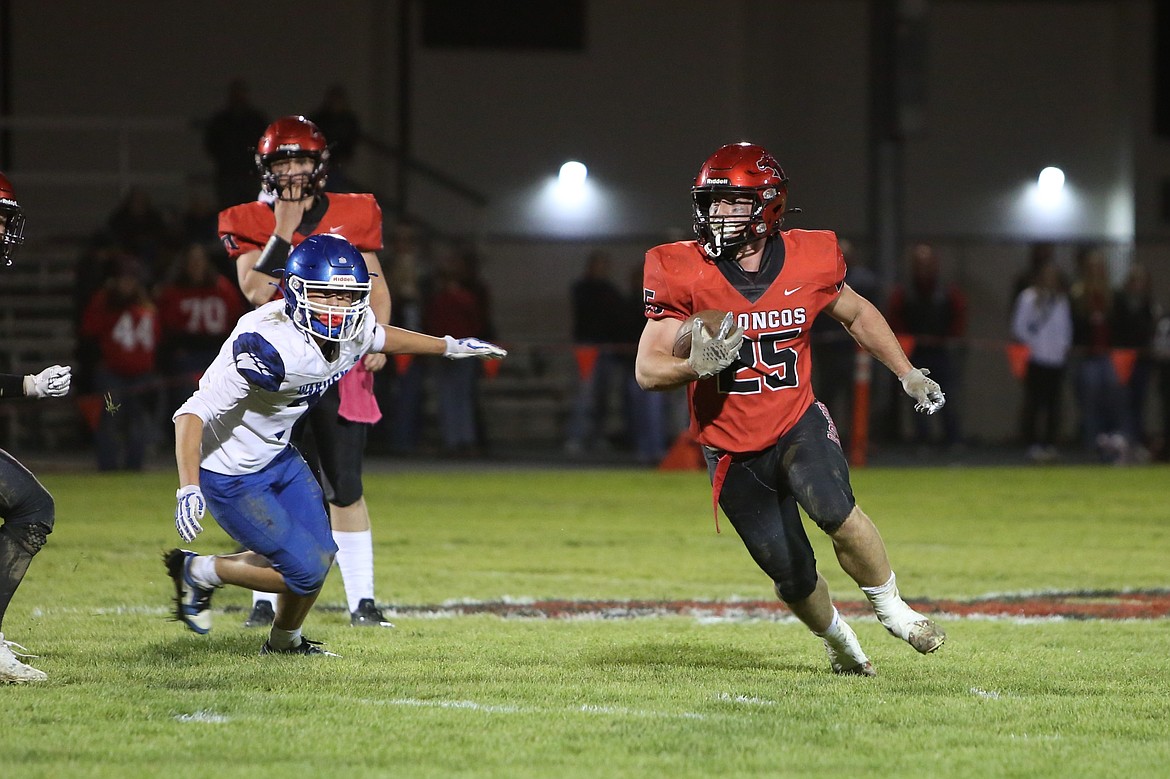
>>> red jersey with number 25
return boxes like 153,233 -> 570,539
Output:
643,230 -> 846,454
217,193 -> 383,260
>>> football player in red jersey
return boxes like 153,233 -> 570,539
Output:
0,171 -> 73,682
635,143 -> 946,677
218,115 -> 393,628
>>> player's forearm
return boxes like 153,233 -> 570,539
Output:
846,302 -> 913,378
378,325 -> 448,356
635,350 -> 698,391
174,413 -> 205,488
235,251 -> 279,306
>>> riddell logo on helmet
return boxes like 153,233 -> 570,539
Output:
706,177 -> 730,185
276,143 -> 303,153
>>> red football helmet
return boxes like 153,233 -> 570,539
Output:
691,142 -> 788,259
0,171 -> 26,266
255,115 -> 331,200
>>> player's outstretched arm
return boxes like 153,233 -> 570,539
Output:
825,284 -> 945,414
377,325 -> 507,360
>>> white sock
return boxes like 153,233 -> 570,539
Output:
268,626 -> 302,650
814,608 -> 869,669
333,529 -> 375,613
188,555 -> 222,588
860,572 -> 922,637
252,591 -> 276,608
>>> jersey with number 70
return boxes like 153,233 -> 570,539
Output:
642,230 -> 846,454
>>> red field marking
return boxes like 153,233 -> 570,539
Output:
384,590 -> 1170,621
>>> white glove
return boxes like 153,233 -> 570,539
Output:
443,335 -> 508,360
24,365 -> 72,398
687,312 -> 744,379
900,367 -> 946,414
175,485 -> 206,542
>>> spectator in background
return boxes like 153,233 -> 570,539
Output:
80,256 -> 160,471
809,238 -> 877,449
203,78 -> 269,210
1112,262 -> 1160,459
424,251 -> 491,456
1152,313 -> 1170,461
383,219 -> 429,455
1011,241 -> 1058,312
887,243 -> 967,450
565,250 -> 626,456
310,85 -> 362,193
1069,246 -> 1127,462
155,242 -> 246,418
620,264 -> 666,464
106,187 -> 172,276
1011,254 -> 1072,463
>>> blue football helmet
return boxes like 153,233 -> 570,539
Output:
283,234 -> 372,342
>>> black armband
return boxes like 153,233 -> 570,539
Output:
0,373 -> 26,398
253,235 -> 292,276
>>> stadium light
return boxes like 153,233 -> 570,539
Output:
558,160 -> 588,189
1037,166 -> 1065,201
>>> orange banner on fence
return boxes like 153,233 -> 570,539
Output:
896,334 -> 916,357
658,428 -> 705,471
1111,348 -> 1138,386
482,358 -> 501,380
1005,343 -> 1030,380
574,346 -> 599,381
393,354 -> 414,375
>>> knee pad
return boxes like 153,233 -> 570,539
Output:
325,473 -> 363,508
773,565 -> 818,604
280,549 -> 334,595
0,520 -> 52,556
807,494 -> 855,535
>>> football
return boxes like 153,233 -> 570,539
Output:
671,309 -> 732,358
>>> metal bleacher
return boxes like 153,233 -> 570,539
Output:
0,244 -> 82,452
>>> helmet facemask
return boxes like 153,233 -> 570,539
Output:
692,186 -> 778,259
259,152 -> 329,201
286,273 -> 371,342
0,197 -> 25,267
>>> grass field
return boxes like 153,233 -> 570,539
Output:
3,464 -> 1169,778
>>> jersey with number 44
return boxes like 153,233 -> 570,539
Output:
174,300 -> 385,476
643,230 -> 846,454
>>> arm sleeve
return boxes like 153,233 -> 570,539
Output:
0,374 -> 25,397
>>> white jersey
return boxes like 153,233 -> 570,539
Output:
174,300 -> 386,475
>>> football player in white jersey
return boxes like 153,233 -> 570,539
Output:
164,234 -> 505,655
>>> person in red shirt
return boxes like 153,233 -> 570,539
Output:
81,255 -> 160,471
218,115 -> 393,629
635,143 -> 946,677
156,241 -> 247,412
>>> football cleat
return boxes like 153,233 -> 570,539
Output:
260,637 -> 339,657
0,633 -> 47,683
904,619 -> 947,654
243,600 -> 276,629
164,548 -> 214,635
350,598 -> 395,628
